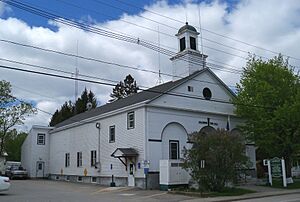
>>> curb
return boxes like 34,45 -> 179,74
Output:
169,189 -> 300,202
215,190 -> 300,202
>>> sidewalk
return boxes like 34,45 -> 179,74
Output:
182,185 -> 300,202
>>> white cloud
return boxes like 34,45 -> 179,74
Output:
1,0 -> 300,131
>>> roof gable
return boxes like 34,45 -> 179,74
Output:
53,68 -> 235,129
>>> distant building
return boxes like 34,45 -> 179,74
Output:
21,23 -> 256,188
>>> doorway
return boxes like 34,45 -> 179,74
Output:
128,163 -> 135,186
36,161 -> 44,178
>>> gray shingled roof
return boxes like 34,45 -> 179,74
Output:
53,68 -> 235,129
54,72 -> 193,129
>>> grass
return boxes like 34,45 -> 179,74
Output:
266,179 -> 300,189
171,187 -> 256,198
206,187 -> 256,197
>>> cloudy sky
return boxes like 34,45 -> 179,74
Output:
0,0 -> 300,131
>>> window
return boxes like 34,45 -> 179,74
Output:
180,37 -> 186,51
77,152 -> 82,167
91,177 -> 97,183
169,141 -> 179,160
190,37 -> 196,50
37,133 -> 45,145
109,125 -> 115,143
91,150 -> 97,166
203,87 -> 212,100
37,162 -> 43,170
187,86 -> 194,92
127,112 -> 135,129
65,153 -> 70,167
77,176 -> 83,182
55,176 -> 60,180
65,176 -> 70,181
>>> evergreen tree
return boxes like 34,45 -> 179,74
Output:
109,74 -> 139,102
49,88 -> 97,126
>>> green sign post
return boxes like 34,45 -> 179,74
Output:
270,157 -> 282,178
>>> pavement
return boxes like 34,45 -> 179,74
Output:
1,179 -> 300,202
184,185 -> 300,202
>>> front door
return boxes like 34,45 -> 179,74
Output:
128,163 -> 135,186
36,161 -> 44,178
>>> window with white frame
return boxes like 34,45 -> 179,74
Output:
127,112 -> 135,129
91,150 -> 97,166
37,133 -> 45,145
65,153 -> 70,167
77,152 -> 82,167
169,141 -> 179,160
109,125 -> 115,143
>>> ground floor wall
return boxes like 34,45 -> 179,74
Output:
49,174 -> 151,189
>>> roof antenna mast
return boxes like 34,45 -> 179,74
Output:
198,4 -> 205,68
156,25 -> 163,85
74,40 -> 79,108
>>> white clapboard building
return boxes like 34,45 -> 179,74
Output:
21,23 -> 256,189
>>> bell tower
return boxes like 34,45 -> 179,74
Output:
170,22 -> 207,81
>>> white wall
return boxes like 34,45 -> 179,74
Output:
145,106 -> 246,172
151,70 -> 235,115
21,126 -> 51,177
49,107 -> 146,179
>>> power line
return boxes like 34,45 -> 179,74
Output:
3,0 -> 297,77
55,0 -> 285,64
0,39 -> 239,88
0,1 -> 249,74
0,63 -> 275,110
113,0 -> 300,62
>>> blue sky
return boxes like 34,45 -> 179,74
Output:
2,0 -> 239,29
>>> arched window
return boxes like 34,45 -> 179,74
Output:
199,126 -> 216,135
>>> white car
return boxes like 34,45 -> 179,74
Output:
0,176 -> 10,192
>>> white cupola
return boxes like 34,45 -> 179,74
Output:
170,22 -> 207,81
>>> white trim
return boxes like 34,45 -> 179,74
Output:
146,104 -> 236,117
50,101 -> 148,133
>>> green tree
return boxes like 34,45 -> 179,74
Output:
0,80 -> 35,155
183,129 -> 249,192
109,74 -> 139,102
4,130 -> 27,161
74,88 -> 97,114
49,88 -> 97,126
233,55 -> 300,177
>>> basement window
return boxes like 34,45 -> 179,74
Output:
187,86 -> 194,92
65,176 -> 70,181
91,177 -> 97,183
77,176 -> 83,182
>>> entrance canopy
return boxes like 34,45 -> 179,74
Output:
111,148 -> 138,170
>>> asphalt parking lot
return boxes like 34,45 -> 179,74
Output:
0,179 -> 195,202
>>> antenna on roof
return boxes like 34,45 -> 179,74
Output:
198,4 -> 205,68
74,40 -> 79,114
156,26 -> 164,85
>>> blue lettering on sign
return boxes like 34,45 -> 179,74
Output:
144,168 -> 149,174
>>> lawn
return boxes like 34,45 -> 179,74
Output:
267,179 -> 300,189
171,187 -> 256,197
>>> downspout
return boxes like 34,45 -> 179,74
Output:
96,122 -> 101,173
